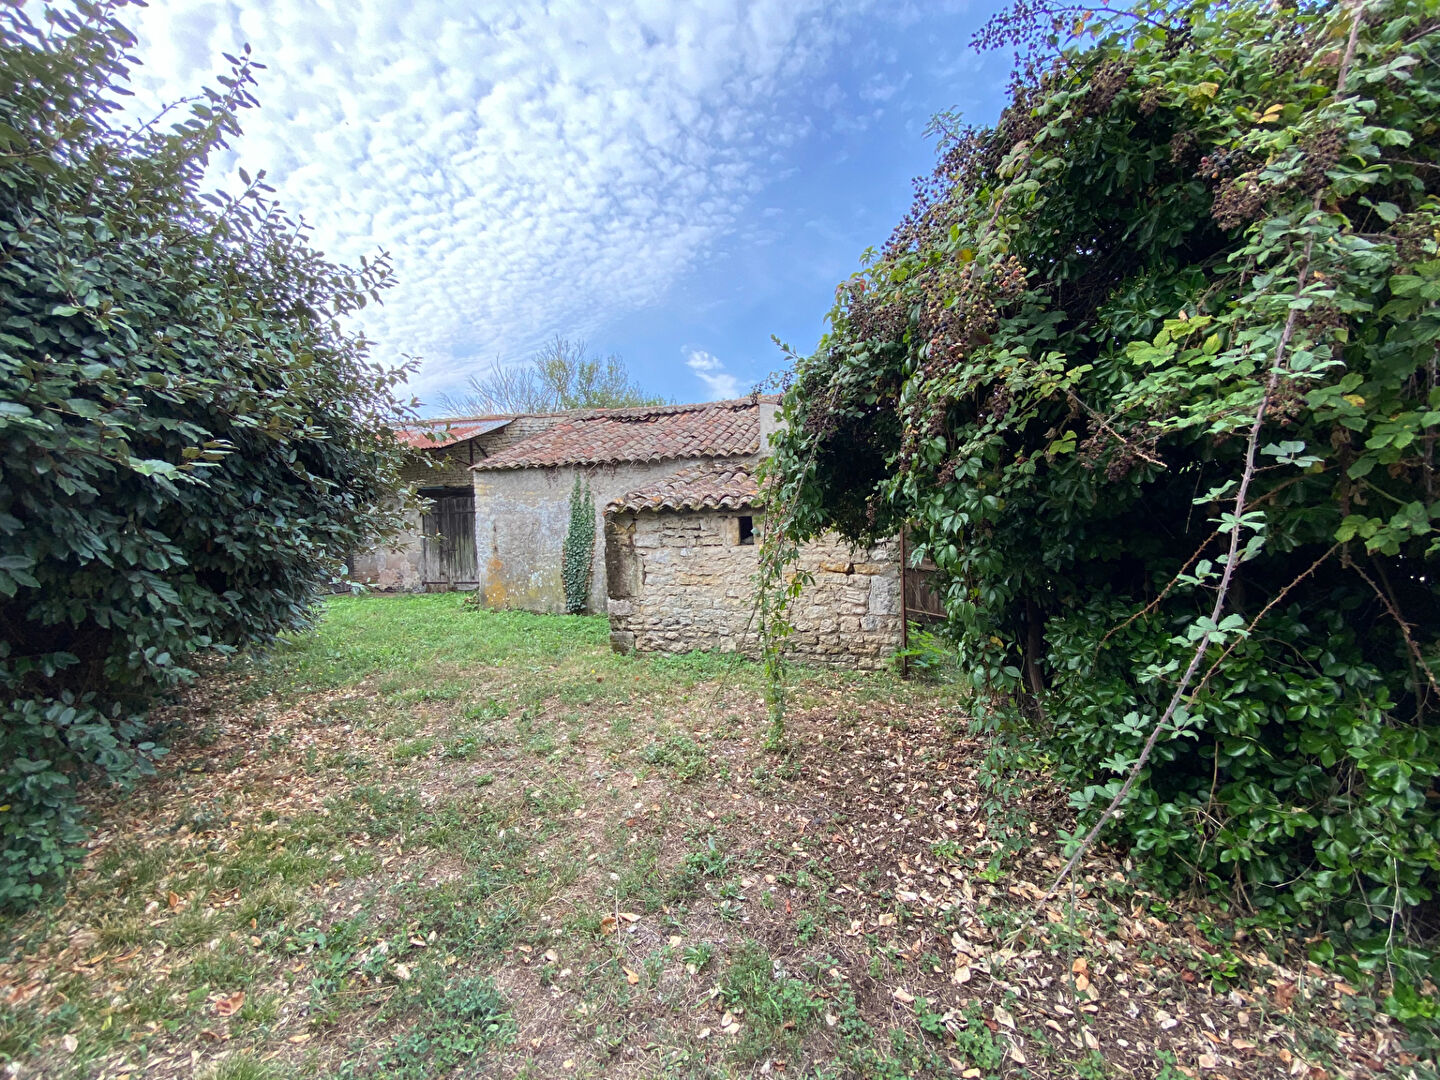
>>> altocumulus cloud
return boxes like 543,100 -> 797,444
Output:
121,0 -> 882,402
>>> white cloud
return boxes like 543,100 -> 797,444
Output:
684,347 -> 740,401
117,0 -> 880,405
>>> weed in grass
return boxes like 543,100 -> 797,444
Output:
354,976 -> 513,1080
720,940 -> 821,1063
463,698 -> 509,722
380,716 -> 425,740
680,942 -> 713,975
684,837 -> 733,879
929,838 -> 966,864
337,785 -> 422,840
0,1003 -> 50,1063
952,1002 -> 1005,1075
238,991 -> 282,1026
609,837 -> 666,911
389,680 -> 467,705
640,732 -> 709,780
524,729 -> 557,757
828,982 -> 945,1080
440,734 -> 481,760
391,736 -> 436,763
913,996 -> 948,1041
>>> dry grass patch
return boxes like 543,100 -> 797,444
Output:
0,595 -> 1424,1079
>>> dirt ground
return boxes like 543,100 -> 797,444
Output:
0,596 -> 1427,1079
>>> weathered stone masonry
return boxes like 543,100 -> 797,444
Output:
606,508 -> 902,670
473,458 -> 757,614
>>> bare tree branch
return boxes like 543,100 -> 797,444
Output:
436,335 -> 667,416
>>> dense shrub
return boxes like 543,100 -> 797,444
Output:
767,0 -> 1440,959
0,6 -> 413,905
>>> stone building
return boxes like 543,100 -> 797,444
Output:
351,398 -> 773,609
348,414 -> 560,591
603,463 -> 903,670
470,399 -> 768,613
350,396 -> 907,668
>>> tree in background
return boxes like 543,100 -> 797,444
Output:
0,5 -> 414,905
438,336 -> 667,415
765,0 -> 1440,980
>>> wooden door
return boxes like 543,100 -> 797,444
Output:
420,489 -> 477,590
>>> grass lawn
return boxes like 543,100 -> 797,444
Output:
0,595 -> 1418,1079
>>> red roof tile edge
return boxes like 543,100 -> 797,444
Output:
604,463 -> 762,516
473,396 -> 772,471
395,416 -> 513,450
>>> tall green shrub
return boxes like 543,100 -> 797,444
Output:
562,474 -> 595,614
0,5 -> 413,905
767,0 -> 1440,950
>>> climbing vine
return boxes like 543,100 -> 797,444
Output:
562,473 -> 595,614
766,0 -> 1440,970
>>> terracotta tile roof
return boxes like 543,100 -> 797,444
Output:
396,416 -> 512,450
472,397 -> 770,471
605,463 -> 761,516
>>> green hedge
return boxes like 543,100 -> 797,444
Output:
0,6 -> 413,905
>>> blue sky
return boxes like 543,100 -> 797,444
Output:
124,1 -> 1013,413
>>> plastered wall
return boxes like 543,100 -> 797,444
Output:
471,456 -> 760,614
349,509 -> 425,590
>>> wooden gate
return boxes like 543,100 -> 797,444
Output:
900,529 -> 946,625
899,528 -> 947,676
420,488 -> 478,591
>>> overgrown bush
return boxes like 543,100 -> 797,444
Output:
562,474 -> 595,613
0,6 -> 413,905
767,0 -> 1440,965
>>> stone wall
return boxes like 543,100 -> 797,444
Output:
472,456 -> 760,614
410,443 -> 479,488
349,421 -> 568,593
349,455 -> 468,592
606,509 -> 901,670
349,509 -> 424,590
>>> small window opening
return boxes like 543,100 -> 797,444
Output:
738,515 -> 755,545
